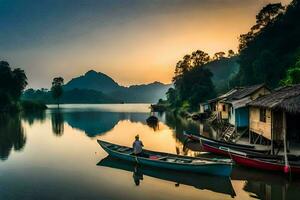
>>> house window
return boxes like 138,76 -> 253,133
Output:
260,108 -> 266,122
222,105 -> 226,112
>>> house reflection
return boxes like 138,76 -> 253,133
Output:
231,166 -> 296,200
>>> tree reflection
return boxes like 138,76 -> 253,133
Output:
22,110 -> 46,125
51,109 -> 64,136
0,114 -> 26,161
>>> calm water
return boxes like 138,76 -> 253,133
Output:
0,104 -> 299,200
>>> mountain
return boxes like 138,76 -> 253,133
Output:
63,70 -> 171,103
23,70 -> 172,103
64,70 -> 121,93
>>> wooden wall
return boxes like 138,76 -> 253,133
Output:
217,102 -> 229,119
250,87 -> 271,100
249,107 -> 272,140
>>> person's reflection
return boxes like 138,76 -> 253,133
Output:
51,109 -> 64,136
133,165 -> 143,186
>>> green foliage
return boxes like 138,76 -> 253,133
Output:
0,61 -> 28,110
168,50 -> 216,110
232,0 -> 300,88
166,88 -> 178,107
51,77 -> 64,106
280,59 -> 300,85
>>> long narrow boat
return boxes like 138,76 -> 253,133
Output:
230,150 -> 300,174
203,142 -> 300,174
202,142 -> 272,158
98,156 -> 236,197
202,142 -> 299,160
97,140 -> 233,176
185,133 -> 271,155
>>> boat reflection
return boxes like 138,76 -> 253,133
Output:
97,156 -> 236,197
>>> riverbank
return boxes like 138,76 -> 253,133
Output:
0,100 -> 47,113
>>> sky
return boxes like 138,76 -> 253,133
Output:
0,0 -> 291,88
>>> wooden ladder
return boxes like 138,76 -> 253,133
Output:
221,125 -> 236,142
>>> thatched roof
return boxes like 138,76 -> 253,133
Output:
207,88 -> 238,103
248,84 -> 300,114
224,84 -> 267,103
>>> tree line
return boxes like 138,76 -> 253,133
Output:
165,0 -> 300,111
166,50 -> 236,110
230,0 -> 300,88
0,60 -> 64,112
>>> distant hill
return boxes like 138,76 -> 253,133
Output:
23,70 -> 172,103
22,88 -> 119,104
64,70 -> 121,93
110,81 -> 172,103
204,56 -> 239,94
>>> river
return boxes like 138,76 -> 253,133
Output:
0,104 -> 298,200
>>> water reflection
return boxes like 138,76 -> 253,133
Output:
98,156 -> 236,197
22,110 -> 46,125
51,109 -> 64,136
2,104 -> 300,199
0,114 -> 26,160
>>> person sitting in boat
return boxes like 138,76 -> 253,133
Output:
133,135 -> 148,157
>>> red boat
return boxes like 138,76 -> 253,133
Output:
231,151 -> 300,174
203,143 -> 300,174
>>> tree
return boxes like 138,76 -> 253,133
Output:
232,0 -> 299,88
228,50 -> 235,57
170,50 -> 216,110
166,88 -> 178,107
0,61 -> 27,109
255,3 -> 285,31
213,52 -> 226,60
191,50 -> 210,66
280,59 -> 300,85
51,77 -> 64,108
238,3 -> 285,52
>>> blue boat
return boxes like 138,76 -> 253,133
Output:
97,140 -> 233,176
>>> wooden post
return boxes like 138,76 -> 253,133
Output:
271,111 -> 274,154
283,111 -> 289,173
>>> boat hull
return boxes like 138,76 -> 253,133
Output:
98,140 -> 232,176
187,133 -> 271,155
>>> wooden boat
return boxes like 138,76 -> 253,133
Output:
97,140 -> 233,176
202,142 -> 297,159
203,142 -> 300,174
230,150 -> 300,174
98,156 -> 236,197
184,133 -> 271,155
